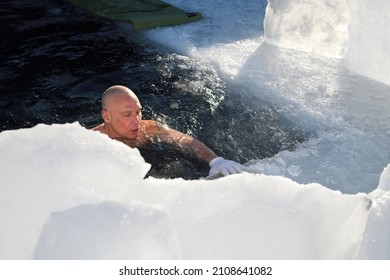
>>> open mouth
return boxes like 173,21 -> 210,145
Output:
129,127 -> 139,134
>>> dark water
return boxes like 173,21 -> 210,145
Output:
0,0 -> 312,179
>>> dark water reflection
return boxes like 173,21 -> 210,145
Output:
0,0 -> 312,179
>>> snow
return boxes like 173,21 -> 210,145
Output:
0,123 -> 379,259
1,0 -> 390,260
345,0 -> 390,85
264,0 -> 349,58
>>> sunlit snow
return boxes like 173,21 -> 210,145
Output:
1,0 -> 389,260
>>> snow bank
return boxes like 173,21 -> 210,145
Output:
33,202 -> 181,260
358,164 -> 390,259
344,0 -> 390,86
264,0 -> 390,85
0,123 -> 150,259
0,123 -> 375,259
264,0 -> 349,58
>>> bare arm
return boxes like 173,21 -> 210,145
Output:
147,121 -> 217,163
161,126 -> 247,176
144,120 -> 247,177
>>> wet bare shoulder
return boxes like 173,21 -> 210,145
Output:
91,123 -> 105,133
143,120 -> 169,135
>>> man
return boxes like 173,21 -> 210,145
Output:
92,85 -> 246,177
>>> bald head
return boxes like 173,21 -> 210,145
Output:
102,85 -> 140,111
99,85 -> 143,139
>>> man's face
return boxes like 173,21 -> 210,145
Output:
103,93 -> 142,139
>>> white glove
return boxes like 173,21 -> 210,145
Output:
209,157 -> 246,177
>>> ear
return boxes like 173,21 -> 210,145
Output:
102,109 -> 110,123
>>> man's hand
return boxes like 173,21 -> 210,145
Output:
209,157 -> 247,177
